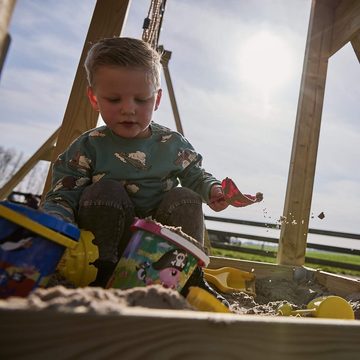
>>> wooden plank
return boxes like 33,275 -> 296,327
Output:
351,32 -> 360,62
0,33 -> 10,77
42,0 -> 131,196
0,0 -> 16,76
0,307 -> 359,359
210,257 -> 360,295
209,256 -> 295,280
160,47 -> 184,135
277,0 -> 334,266
312,269 -> 360,296
1,256 -> 359,358
329,0 -> 360,57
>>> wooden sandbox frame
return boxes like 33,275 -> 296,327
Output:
0,1 -> 360,359
0,256 -> 359,359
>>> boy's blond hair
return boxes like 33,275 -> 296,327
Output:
84,37 -> 162,89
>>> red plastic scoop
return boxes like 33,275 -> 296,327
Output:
221,177 -> 263,207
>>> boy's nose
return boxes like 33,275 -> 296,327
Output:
121,108 -> 135,115
120,100 -> 136,115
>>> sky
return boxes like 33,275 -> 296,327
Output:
0,0 -> 359,249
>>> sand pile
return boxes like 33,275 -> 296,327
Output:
1,275 -> 359,319
0,285 -> 192,315
225,276 -> 331,316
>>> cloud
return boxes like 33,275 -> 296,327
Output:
0,120 -> 56,157
0,67 -> 73,126
0,1 -> 95,155
311,179 -> 360,233
1,0 -> 358,244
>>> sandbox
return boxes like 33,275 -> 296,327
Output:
0,256 -> 360,359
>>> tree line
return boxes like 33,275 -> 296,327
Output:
0,145 -> 49,198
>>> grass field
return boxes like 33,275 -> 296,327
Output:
210,244 -> 360,277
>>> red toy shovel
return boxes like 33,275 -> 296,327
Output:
221,177 -> 263,207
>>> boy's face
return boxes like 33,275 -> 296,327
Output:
87,66 -> 162,139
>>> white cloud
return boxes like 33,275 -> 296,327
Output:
0,120 -> 56,157
1,0 -> 358,245
0,67 -> 72,127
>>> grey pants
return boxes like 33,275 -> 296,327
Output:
77,179 -> 204,286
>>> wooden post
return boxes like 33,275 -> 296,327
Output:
351,33 -> 360,62
160,47 -> 184,135
277,0 -> 360,266
277,0 -> 334,266
42,0 -> 131,196
329,0 -> 360,57
0,0 -> 17,78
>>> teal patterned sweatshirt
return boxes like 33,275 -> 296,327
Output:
42,122 -> 220,223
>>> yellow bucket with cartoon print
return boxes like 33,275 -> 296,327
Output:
107,218 -> 209,292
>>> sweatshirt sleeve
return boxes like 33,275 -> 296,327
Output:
41,134 -> 94,223
176,138 -> 220,203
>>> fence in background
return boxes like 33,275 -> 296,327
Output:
205,215 -> 360,271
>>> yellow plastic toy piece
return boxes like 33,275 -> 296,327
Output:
277,295 -> 354,320
57,230 -> 99,287
186,286 -> 231,313
307,295 -> 354,320
203,267 -> 256,295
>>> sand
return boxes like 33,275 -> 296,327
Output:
1,275 -> 359,320
0,285 -> 192,315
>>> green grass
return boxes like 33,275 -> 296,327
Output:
210,245 -> 360,277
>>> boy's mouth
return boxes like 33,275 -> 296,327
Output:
120,121 -> 136,127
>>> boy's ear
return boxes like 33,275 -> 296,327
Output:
87,87 -> 99,111
154,89 -> 162,111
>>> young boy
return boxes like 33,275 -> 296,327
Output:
42,37 -> 229,288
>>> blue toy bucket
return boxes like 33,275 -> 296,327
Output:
0,201 -> 79,298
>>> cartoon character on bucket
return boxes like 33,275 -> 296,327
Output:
151,249 -> 188,289
136,261 -> 151,285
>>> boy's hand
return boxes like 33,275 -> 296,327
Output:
208,184 -> 229,212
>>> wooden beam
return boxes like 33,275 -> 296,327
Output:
160,47 -> 184,135
0,128 -> 59,200
0,0 -> 17,78
1,257 -> 359,358
351,32 -> 360,62
329,0 -> 360,57
313,269 -> 360,297
1,307 -> 360,359
42,0 -> 131,196
209,256 -> 296,281
277,0 -> 334,266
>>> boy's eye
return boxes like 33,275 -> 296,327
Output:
107,98 -> 120,103
135,98 -> 148,103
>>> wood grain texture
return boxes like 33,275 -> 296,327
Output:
0,307 -> 359,360
278,0 -> 333,266
210,257 -> 360,295
314,270 -> 360,296
330,0 -> 360,56
351,32 -> 360,62
42,0 -> 131,196
1,257 -> 359,359
209,256 -> 295,280
160,48 -> 184,135
0,0 -> 16,68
